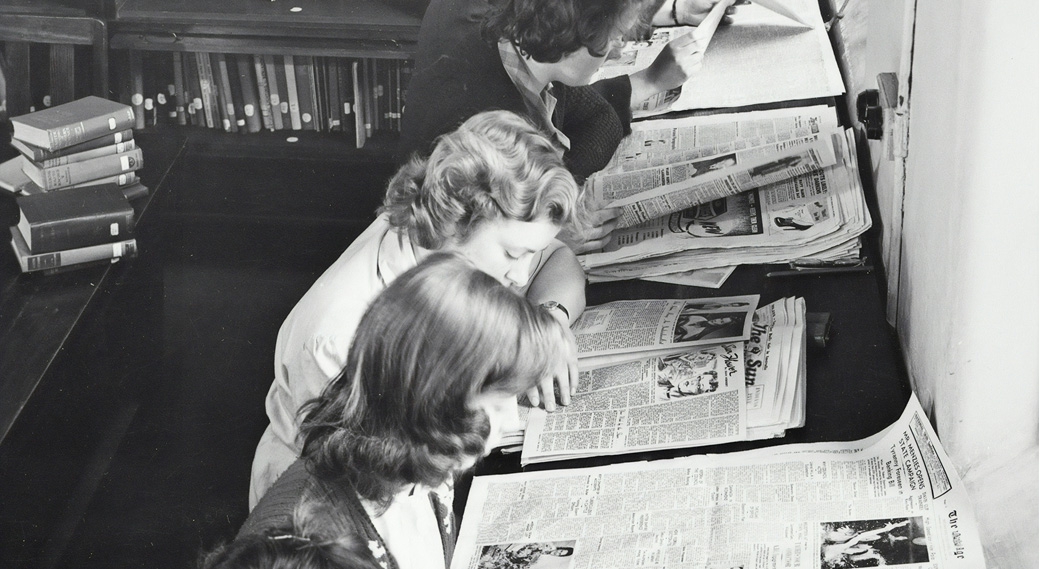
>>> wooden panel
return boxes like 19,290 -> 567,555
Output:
110,32 -> 415,59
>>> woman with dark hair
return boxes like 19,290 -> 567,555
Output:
240,253 -> 569,569
249,110 -> 584,508
400,0 -> 735,252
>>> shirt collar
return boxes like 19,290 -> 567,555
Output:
497,41 -> 571,151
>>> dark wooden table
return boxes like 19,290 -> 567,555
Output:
0,132 -> 186,445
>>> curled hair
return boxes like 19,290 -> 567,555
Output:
382,110 -> 583,249
482,0 -> 652,62
299,252 -> 566,511
199,501 -> 381,569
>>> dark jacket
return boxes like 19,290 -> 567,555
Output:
398,31 -> 633,182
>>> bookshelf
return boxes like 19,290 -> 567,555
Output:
107,0 -> 423,158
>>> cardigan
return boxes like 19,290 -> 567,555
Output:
398,30 -> 633,183
239,460 -> 456,569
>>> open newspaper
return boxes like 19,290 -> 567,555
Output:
590,130 -> 841,228
521,297 -> 806,464
573,295 -> 759,370
581,129 -> 870,281
592,0 -> 844,116
454,393 -> 985,569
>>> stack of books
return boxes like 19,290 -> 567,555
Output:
3,96 -> 145,274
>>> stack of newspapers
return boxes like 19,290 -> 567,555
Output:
513,294 -> 806,464
579,108 -> 871,285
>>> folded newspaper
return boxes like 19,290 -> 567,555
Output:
454,392 -> 984,569
520,297 -> 805,464
580,118 -> 871,282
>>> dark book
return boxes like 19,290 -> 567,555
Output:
337,59 -> 355,140
10,226 -> 137,274
172,52 -> 188,125
234,54 -> 263,133
211,53 -> 238,133
11,129 -> 134,163
21,148 -> 143,191
294,55 -> 316,131
261,55 -> 286,130
313,57 -> 327,133
184,52 -> 204,127
129,52 -> 147,130
16,184 -> 135,253
283,55 -> 303,130
252,55 -> 275,131
326,58 -> 342,132
11,96 -> 136,152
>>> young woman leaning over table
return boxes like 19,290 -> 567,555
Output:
248,110 -> 586,508
238,253 -> 569,569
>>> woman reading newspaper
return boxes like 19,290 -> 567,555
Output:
239,253 -> 570,569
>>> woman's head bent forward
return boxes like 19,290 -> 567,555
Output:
382,111 -> 583,286
299,252 -> 567,509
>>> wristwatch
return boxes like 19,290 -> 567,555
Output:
540,300 -> 570,321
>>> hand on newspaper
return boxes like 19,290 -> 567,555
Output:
526,311 -> 579,412
565,206 -> 622,254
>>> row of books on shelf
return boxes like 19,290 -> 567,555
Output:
124,52 -> 412,148
2,96 -> 147,274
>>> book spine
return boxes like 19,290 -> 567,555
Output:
262,55 -> 285,130
66,171 -> 137,190
172,52 -> 187,125
19,206 -> 135,254
28,149 -> 144,190
294,56 -> 316,131
39,140 -> 137,168
351,61 -> 366,148
212,53 -> 238,133
33,101 -> 136,151
235,54 -> 263,133
21,238 -> 137,273
14,129 -> 134,162
129,51 -> 147,131
195,53 -> 217,129
338,59 -> 355,140
326,58 -> 342,132
252,55 -> 275,131
283,55 -> 303,130
183,52 -> 202,127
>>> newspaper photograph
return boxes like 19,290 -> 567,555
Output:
573,295 -> 759,369
601,106 -> 839,174
453,393 -> 984,569
591,132 -> 840,228
592,0 -> 844,115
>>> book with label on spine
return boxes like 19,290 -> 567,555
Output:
194,53 -> 217,129
294,56 -> 316,131
261,55 -> 285,130
212,53 -> 238,133
252,55 -> 275,131
128,53 -> 146,130
10,226 -> 137,274
183,52 -> 202,127
11,129 -> 133,162
326,58 -> 341,132
337,59 -> 355,140
283,55 -> 303,130
21,148 -> 143,191
16,184 -> 135,254
172,52 -> 187,125
33,140 -> 137,169
235,54 -> 263,133
11,96 -> 136,152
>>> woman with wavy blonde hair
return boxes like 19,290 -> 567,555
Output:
249,110 -> 586,508
241,253 -> 569,569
